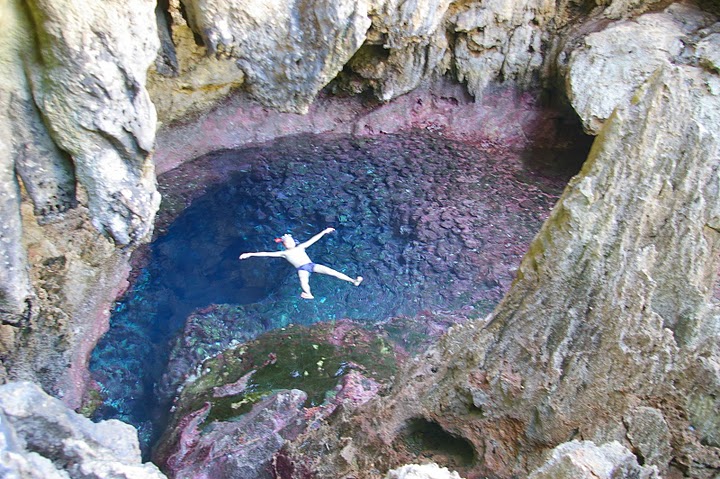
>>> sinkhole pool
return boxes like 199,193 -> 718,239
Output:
88,130 -> 588,453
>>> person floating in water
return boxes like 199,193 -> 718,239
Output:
239,227 -> 363,300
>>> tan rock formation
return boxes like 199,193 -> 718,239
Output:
0,0 -> 160,403
26,0 -> 161,246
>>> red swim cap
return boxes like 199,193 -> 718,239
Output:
274,238 -> 283,243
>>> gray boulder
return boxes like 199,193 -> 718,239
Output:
180,0 -> 372,113
528,441 -> 658,479
0,381 -> 166,479
566,4 -> 715,134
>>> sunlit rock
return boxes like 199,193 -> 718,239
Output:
0,381 -> 166,479
26,0 -> 161,246
347,0 -> 454,101
179,0 -> 372,113
386,463 -> 465,479
566,4 -> 715,134
527,441 -> 658,479
0,0 -> 161,406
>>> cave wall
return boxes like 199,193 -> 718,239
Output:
0,2 -> 718,478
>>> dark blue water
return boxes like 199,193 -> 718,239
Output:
88,186 -> 288,447
88,131 -> 582,454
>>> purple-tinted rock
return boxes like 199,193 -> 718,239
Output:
164,390 -> 307,479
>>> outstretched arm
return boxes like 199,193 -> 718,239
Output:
239,251 -> 285,260
298,227 -> 335,249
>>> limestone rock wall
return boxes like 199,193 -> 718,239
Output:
565,4 -> 716,134
0,0 -> 159,404
0,5 -> 718,479
0,381 -> 167,478
278,44 -> 720,479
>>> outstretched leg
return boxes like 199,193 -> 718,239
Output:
313,264 -> 363,286
297,270 -> 314,299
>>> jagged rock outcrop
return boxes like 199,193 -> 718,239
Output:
451,0 -> 554,100
177,0 -> 372,113
277,51 -> 720,479
0,0 -> 160,402
0,381 -> 166,478
25,0 -> 161,246
566,4 -> 715,134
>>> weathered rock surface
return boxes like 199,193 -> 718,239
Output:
0,0 -> 160,404
566,4 -> 716,134
527,441 -> 659,479
277,63 -> 720,478
452,0 -> 554,100
26,0 -> 161,246
178,0 -> 372,113
0,381 -> 166,479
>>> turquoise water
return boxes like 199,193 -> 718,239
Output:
88,130 -> 584,454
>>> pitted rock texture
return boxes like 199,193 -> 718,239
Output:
451,0 -> 553,100
277,65 -> 720,479
0,0 -> 160,401
566,4 -> 716,134
0,381 -> 166,479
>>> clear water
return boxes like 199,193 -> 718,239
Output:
88,130 -> 585,453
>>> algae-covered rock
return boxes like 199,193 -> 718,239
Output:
154,321 -> 401,478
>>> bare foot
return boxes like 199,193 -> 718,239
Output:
354,276 -> 363,286
301,292 -> 315,299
